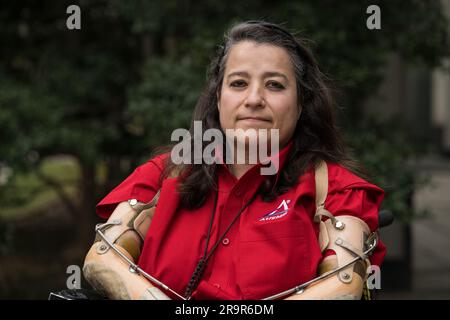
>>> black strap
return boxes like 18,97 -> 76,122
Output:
184,189 -> 259,299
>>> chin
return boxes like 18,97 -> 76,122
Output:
235,124 -> 272,131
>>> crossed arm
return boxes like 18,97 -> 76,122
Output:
83,201 -> 170,300
284,255 -> 368,300
84,202 -> 369,300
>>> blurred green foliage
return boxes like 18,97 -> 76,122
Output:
0,157 -> 78,216
346,116 -> 433,223
0,0 -> 449,228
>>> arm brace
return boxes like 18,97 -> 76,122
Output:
282,161 -> 375,300
285,213 -> 372,300
83,191 -> 171,300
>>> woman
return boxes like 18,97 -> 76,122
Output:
83,20 -> 386,300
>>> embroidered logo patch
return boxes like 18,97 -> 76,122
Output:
258,199 -> 291,221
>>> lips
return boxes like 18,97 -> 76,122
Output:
238,116 -> 271,122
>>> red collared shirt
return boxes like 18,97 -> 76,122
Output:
96,142 -> 386,300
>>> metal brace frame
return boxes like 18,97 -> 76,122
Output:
262,231 -> 379,300
95,220 -> 378,301
95,221 -> 187,300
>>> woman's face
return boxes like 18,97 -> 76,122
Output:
218,40 -> 300,150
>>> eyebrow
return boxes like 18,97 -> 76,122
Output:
226,71 -> 288,81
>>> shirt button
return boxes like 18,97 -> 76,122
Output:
222,238 -> 230,245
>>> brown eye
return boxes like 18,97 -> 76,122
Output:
267,81 -> 285,90
230,80 -> 247,87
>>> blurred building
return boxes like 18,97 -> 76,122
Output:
364,0 -> 450,155
364,0 -> 450,299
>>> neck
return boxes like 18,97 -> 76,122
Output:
228,163 -> 255,180
226,142 -> 257,179
224,137 -> 287,179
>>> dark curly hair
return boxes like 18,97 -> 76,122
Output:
157,20 -> 370,209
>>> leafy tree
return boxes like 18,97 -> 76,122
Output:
0,0 -> 448,245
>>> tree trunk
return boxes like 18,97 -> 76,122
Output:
78,161 -> 98,250
103,156 -> 123,196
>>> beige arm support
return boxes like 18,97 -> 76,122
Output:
285,214 -> 371,300
284,160 -> 371,300
83,199 -> 170,300
284,255 -> 368,300
284,198 -> 374,301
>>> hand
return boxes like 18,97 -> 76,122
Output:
140,286 -> 172,300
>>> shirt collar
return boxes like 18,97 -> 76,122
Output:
215,138 -> 294,180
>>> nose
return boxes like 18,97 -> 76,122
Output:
244,83 -> 265,108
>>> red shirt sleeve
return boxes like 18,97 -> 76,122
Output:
96,153 -> 168,219
324,187 -> 387,266
322,163 -> 387,267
